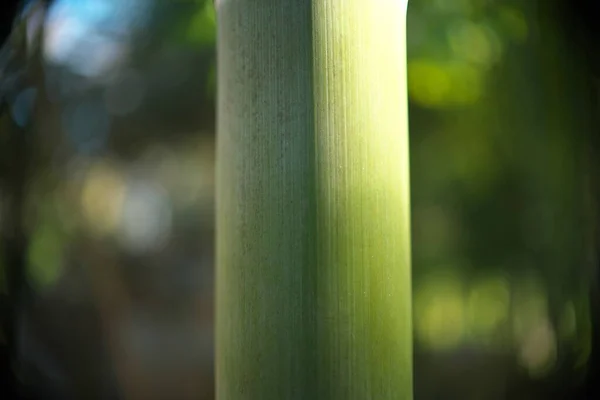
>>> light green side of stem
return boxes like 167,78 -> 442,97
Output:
216,1 -> 411,399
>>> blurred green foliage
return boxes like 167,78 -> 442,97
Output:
407,2 -> 593,396
407,0 -> 528,108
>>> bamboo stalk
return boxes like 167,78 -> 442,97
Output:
216,1 -> 411,399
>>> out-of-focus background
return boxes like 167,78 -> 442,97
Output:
0,0 -> 599,399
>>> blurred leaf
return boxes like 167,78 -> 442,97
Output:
408,59 -> 484,107
27,221 -> 64,290
186,1 -> 216,47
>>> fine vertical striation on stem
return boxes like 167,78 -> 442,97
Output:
312,1 -> 411,399
216,1 -> 411,399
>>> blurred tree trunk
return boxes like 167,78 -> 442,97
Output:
216,1 -> 411,399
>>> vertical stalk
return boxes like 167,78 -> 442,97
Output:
216,1 -> 411,399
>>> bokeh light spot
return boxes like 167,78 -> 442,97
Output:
415,271 -> 466,351
518,321 -> 557,378
408,61 -> 451,107
118,180 -> 173,254
408,60 -> 483,107
80,162 -> 126,236
10,87 -> 37,128
449,21 -> 502,67
466,275 -> 510,340
27,223 -> 64,290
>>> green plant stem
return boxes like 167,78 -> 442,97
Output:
216,1 -> 411,399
